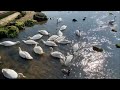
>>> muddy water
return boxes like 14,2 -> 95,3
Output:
0,11 -> 120,79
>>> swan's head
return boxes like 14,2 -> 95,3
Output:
27,36 -> 31,39
22,40 -> 26,42
16,41 -> 20,44
41,39 -> 45,43
18,73 -> 26,79
49,47 -> 53,52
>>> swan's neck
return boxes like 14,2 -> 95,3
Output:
41,39 -> 45,44
50,47 -> 53,52
19,47 -> 21,51
18,73 -> 26,79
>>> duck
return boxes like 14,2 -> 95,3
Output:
57,30 -> 63,36
57,18 -> 62,23
41,39 -> 57,47
108,16 -> 116,26
73,43 -> 79,52
47,35 -> 59,41
33,44 -> 44,55
2,68 -> 26,79
60,25 -> 67,31
57,39 -> 71,44
75,30 -> 80,36
72,19 -> 77,22
22,40 -> 39,45
28,34 -> 43,40
38,30 -> 50,36
0,41 -> 20,46
61,69 -> 70,76
19,47 -> 33,60
50,47 -> 65,59
83,17 -> 86,21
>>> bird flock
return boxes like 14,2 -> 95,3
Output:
0,17 -> 82,79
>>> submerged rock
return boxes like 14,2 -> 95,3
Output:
72,19 -> 77,22
93,46 -> 103,52
33,12 -> 48,22
115,44 -> 120,48
111,29 -> 117,32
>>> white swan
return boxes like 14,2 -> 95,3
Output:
0,41 -> 20,46
19,47 -> 33,60
33,44 -> 44,55
57,39 -> 71,44
75,30 -> 80,36
57,18 -> 62,23
73,43 -> 79,52
60,25 -> 67,31
50,47 -> 65,60
64,52 -> 73,66
28,34 -> 43,40
41,39 -> 57,47
2,68 -> 26,79
47,35 -> 59,41
22,40 -> 39,45
54,36 -> 66,43
57,30 -> 63,36
38,30 -> 50,36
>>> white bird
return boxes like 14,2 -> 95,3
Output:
64,52 -> 73,66
57,18 -> 62,23
54,36 -> 66,43
73,43 -> 79,52
19,47 -> 33,60
0,41 -> 20,46
57,30 -> 63,36
57,39 -> 71,44
22,40 -> 39,45
41,39 -> 57,47
28,34 -> 43,40
75,30 -> 80,36
38,30 -> 50,36
60,25 -> 67,31
2,68 -> 26,79
47,35 -> 59,41
33,44 -> 44,55
50,47 -> 65,60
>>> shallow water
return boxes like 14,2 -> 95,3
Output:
0,11 -> 120,79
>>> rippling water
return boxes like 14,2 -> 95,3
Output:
0,11 -> 120,79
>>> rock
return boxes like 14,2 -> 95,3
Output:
24,19 -> 37,27
72,19 -> 77,22
0,28 -> 7,38
61,69 -> 70,76
6,26 -> 19,38
93,46 -> 103,52
115,44 -> 120,48
33,12 -> 48,22
50,18 -> 52,20
15,21 -> 25,30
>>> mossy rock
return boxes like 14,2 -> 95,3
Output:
6,26 -> 19,38
15,21 -> 25,30
33,12 -> 48,22
115,44 -> 120,48
0,28 -> 7,38
15,14 -> 23,19
24,19 -> 37,27
93,46 -> 103,52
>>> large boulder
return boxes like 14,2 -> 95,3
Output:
24,19 -> 37,27
33,12 -> 48,22
0,28 -> 7,38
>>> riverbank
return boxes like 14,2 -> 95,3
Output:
0,12 -> 20,26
